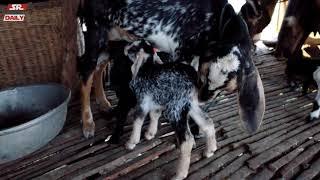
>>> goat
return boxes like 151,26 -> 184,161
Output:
108,40 -> 201,143
108,41 -> 137,143
123,40 -> 217,179
77,40 -> 137,140
277,0 -> 320,121
276,0 -> 320,57
239,0 -> 278,40
105,41 -> 200,143
285,50 -> 320,121
78,1 -> 265,143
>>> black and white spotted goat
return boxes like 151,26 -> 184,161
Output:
122,40 -> 217,180
78,0 -> 265,144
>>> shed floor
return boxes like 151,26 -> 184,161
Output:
2,52 -> 320,180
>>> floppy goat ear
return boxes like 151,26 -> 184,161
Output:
220,4 -> 265,133
238,66 -> 265,134
236,18 -> 264,134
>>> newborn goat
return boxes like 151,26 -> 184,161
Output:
106,41 -> 199,143
286,51 -> 320,121
124,40 -> 217,179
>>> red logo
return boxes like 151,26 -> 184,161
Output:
7,4 -> 28,11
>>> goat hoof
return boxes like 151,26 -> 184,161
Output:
97,99 -> 112,112
204,150 -> 214,158
171,174 -> 187,180
194,132 -> 205,139
82,122 -> 95,139
100,108 -> 117,118
144,132 -> 155,140
307,115 -> 318,122
109,135 -> 120,144
125,142 -> 136,150
204,146 -> 216,158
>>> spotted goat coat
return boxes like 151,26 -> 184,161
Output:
119,40 -> 216,180
78,0 -> 266,162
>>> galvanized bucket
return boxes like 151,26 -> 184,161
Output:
0,84 -> 71,164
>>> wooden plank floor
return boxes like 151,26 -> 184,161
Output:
2,53 -> 320,180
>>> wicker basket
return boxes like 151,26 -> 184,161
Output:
0,0 -> 80,90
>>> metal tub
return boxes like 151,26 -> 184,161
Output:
0,84 -> 71,164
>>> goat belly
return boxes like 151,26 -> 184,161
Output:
118,0 -> 214,57
130,65 -> 197,121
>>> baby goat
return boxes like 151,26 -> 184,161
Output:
286,51 -> 320,121
124,40 -> 217,179
106,41 -> 199,143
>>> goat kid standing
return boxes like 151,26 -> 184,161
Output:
123,40 -> 217,180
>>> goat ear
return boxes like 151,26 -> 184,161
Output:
219,3 -> 236,38
131,50 -> 147,79
153,53 -> 164,64
237,66 -> 265,134
191,56 -> 199,71
220,5 -> 249,43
